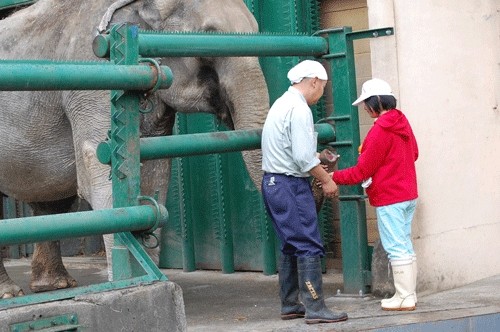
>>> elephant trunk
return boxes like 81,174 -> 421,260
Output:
219,56 -> 270,190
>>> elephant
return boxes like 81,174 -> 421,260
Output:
0,0 -> 269,298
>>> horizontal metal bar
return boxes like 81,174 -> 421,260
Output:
329,115 -> 351,121
0,62 -> 173,91
316,115 -> 351,123
338,195 -> 368,201
322,52 -> 346,59
97,123 -> 335,164
0,205 -> 167,246
346,27 -> 394,41
93,32 -> 329,58
140,128 -> 262,160
311,27 -> 347,36
141,123 -> 335,159
328,140 -> 353,147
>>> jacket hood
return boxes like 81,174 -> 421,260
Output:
376,109 -> 412,140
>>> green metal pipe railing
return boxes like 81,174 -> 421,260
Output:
0,0 -> 35,11
0,61 -> 173,91
0,21 -> 394,301
97,123 -> 335,164
0,205 -> 167,246
0,24 -> 176,309
93,32 -> 328,58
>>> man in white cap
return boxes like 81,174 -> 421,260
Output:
332,78 -> 419,311
261,60 -> 348,324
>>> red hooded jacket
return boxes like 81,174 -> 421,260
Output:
333,109 -> 418,207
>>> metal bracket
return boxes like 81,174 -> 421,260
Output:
9,313 -> 80,332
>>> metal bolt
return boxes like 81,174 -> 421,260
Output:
386,29 -> 393,35
372,31 -> 379,37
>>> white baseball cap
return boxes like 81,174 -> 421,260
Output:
287,60 -> 328,84
352,78 -> 394,106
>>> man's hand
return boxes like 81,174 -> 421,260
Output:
309,164 -> 339,198
321,178 -> 339,198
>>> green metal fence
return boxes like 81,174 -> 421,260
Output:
1,20 -> 394,308
154,0 -> 394,295
112,22 -> 393,294
0,24 -> 172,309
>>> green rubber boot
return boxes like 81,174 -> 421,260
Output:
279,255 -> 305,320
297,256 -> 348,324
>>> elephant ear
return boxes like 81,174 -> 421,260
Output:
138,0 -> 182,31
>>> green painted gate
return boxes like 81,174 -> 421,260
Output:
159,0 -> 394,295
159,1 -> 326,275
159,113 -> 267,274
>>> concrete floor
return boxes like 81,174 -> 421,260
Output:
3,257 -> 500,331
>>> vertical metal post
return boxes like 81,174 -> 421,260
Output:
177,116 -> 197,272
158,114 -> 197,272
108,23 -> 167,280
215,154 -> 234,274
323,27 -> 371,294
108,23 -> 141,279
191,114 -> 234,273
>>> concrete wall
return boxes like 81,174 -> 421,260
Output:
324,0 -> 500,293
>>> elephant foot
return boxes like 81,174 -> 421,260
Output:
0,281 -> 25,299
30,274 -> 78,293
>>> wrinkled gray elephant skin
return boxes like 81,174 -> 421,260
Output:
0,0 -> 269,298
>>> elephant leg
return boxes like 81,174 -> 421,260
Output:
30,241 -> 77,292
29,197 -> 79,293
79,140 -> 114,280
0,256 -> 25,298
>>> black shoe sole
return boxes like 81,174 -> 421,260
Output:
281,313 -> 305,320
305,316 -> 348,324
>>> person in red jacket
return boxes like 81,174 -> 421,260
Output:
332,78 -> 419,311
